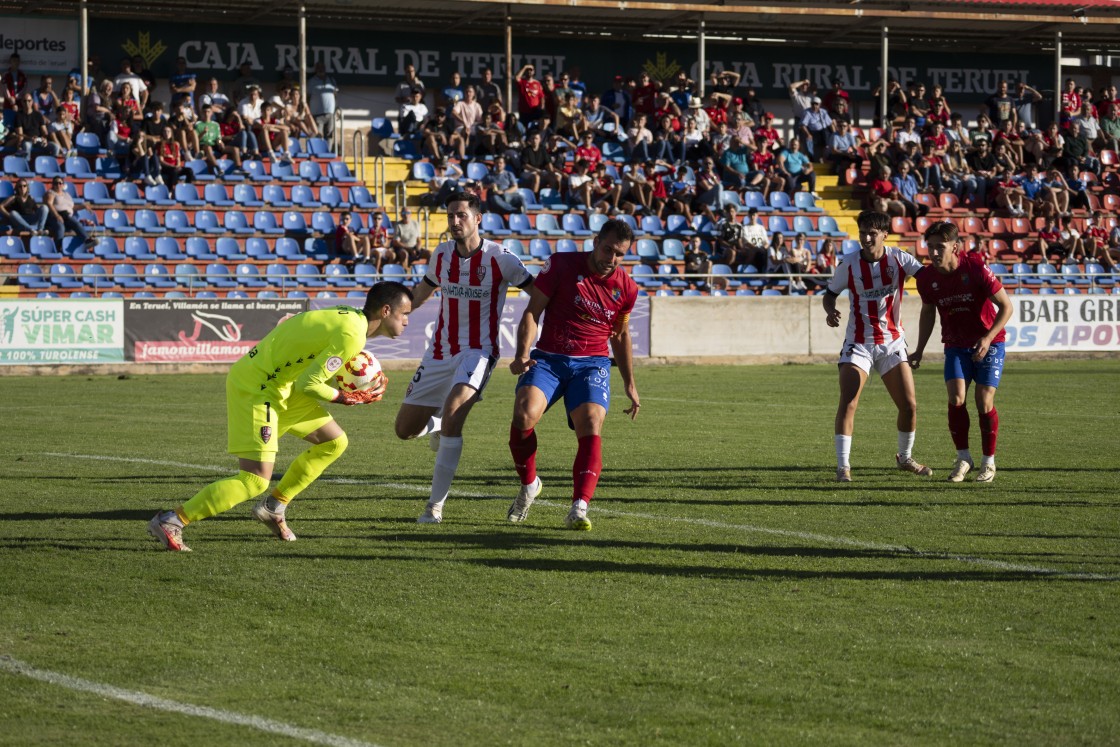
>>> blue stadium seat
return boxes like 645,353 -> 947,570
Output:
662,238 -> 686,260
264,184 -> 292,207
482,213 -> 511,236
818,216 -> 846,238
82,263 -> 112,289
509,213 -> 538,236
113,181 -> 145,206
370,117 -> 396,139
242,159 -> 270,182
174,183 -> 205,206
292,184 -> 322,208
235,263 -> 268,288
665,214 -> 694,237
793,216 -> 823,238
327,161 -> 358,183
224,210 -> 254,234
195,210 -> 225,235
295,262 -> 327,288
561,213 -> 592,237
311,211 -> 335,235
112,263 -> 145,289
348,185 -> 377,210
205,263 -> 238,288
767,215 -> 795,236
298,160 -> 325,184
50,263 -> 83,289
743,191 -> 773,213
165,210 -> 197,234
412,161 -> 436,181
155,237 -> 187,261
91,237 -> 125,260
174,264 -> 202,289
283,211 -> 309,234
0,236 -> 31,260
254,211 -> 284,235
82,180 -> 113,205
185,236 -> 218,261
34,156 -> 62,178
144,263 -> 177,288
64,156 -> 94,179
535,213 -> 564,237
3,155 -> 34,177
235,183 -> 264,208
29,236 -> 64,260
204,183 -> 235,207
307,137 -> 336,159
216,237 -> 247,261
124,236 -> 157,261
319,185 -> 348,210
529,238 -> 552,260
517,188 -> 543,212
392,140 -> 420,160
75,131 -> 103,156
303,237 -> 332,262
555,239 -> 578,253
794,192 -> 824,213
501,238 -> 529,259
324,264 -> 356,288
768,192 -> 796,212
275,237 -> 302,260
104,209 -> 136,234
270,160 -> 299,182
17,263 -> 50,289
636,238 -> 661,263
246,237 -> 276,260
145,183 -> 175,206
135,209 -> 166,234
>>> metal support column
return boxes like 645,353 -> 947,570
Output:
880,25 -> 889,127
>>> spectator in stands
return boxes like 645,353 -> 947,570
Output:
1083,211 -> 1117,270
436,70 -> 464,114
555,91 -> 584,140
196,102 -> 244,174
1016,163 -> 1053,220
8,92 -> 59,157
868,164 -> 905,219
787,233 -> 812,290
945,112 -> 971,147
257,100 -> 293,162
741,206 -> 769,265
994,118 -> 1025,165
872,78 -> 908,128
33,75 -> 59,119
1098,103 -> 1120,153
131,55 -> 157,100
392,208 -> 426,266
601,75 -> 632,129
984,80 -> 1015,128
720,135 -> 770,194
788,78 -> 814,123
394,63 -> 424,107
44,175 -> 94,249
713,204 -> 747,267
926,95 -> 951,128
220,106 -> 257,160
58,82 -> 80,122
1060,78 -> 1081,124
1061,120 -> 1099,174
777,137 -> 816,197
943,138 -> 982,206
906,82 -> 929,128
231,63 -> 261,106
279,85 -> 317,139
970,115 -> 994,150
482,155 -> 525,215
588,162 -> 625,215
450,85 -> 482,158
197,77 -> 230,116
157,124 -> 194,185
691,157 -> 722,223
515,64 -> 549,134
306,61 -> 338,141
369,213 -> 406,269
336,211 -> 371,267
1073,102 -> 1103,149
565,158 -> 596,209
476,67 -> 501,109
169,56 -> 196,109
798,96 -> 832,159
649,114 -> 679,164
665,166 -> 695,222
113,57 -> 148,109
814,238 -> 837,275
519,130 -> 561,193
766,232 -> 794,283
890,160 -> 927,222
684,235 -> 710,277
626,112 -> 654,162
991,140 -> 1020,175
474,109 -> 507,156
3,54 -> 28,130
420,108 -> 452,159
49,104 -> 75,156
170,98 -> 201,160
1037,215 -> 1083,266
81,79 -> 111,142
827,120 -> 863,184
582,93 -> 619,140
994,168 -> 1028,218
398,87 -> 428,140
0,179 -> 48,236
1051,163 -> 1090,213
1013,81 -> 1043,129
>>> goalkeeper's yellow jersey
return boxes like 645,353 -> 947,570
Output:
229,306 -> 368,402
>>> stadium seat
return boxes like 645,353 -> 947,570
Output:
303,237 -> 332,262
392,140 -> 420,160
659,263 -> 688,289
282,211 -> 310,234
298,160 -> 325,184
641,215 -> 667,236
185,236 -> 218,261
480,213 -> 511,237
292,184 -> 323,208
348,185 -> 378,210
155,236 -> 187,261
222,210 -> 253,235
768,192 -> 796,212
95,156 -> 122,180
270,160 -> 299,182
113,181 -> 145,206
743,191 -> 773,213
241,159 -> 270,182
412,161 -> 436,181
630,263 -> 660,289
509,213 -> 539,236
64,156 -> 94,179
143,263 -> 177,288
710,263 -> 741,288
529,239 -> 552,260
204,263 -> 238,288
324,264 -> 356,288
3,155 -> 34,178
104,209 -> 136,234
245,237 -> 276,261
145,183 -> 175,206
17,263 -> 50,289
535,213 -> 565,237
311,211 -> 336,235
794,192 -> 824,213
275,237 -> 302,260
767,215 -> 795,236
174,264 -> 202,290
82,263 -> 112,289
0,236 -> 31,260
352,262 -> 378,287
381,263 -> 407,282
28,236 -> 63,260
112,263 -> 145,289
264,184 -> 293,207
319,185 -> 348,210
33,156 -> 61,179
662,238 -> 685,260
254,211 -> 284,235
49,263 -> 83,289
793,216 -> 823,238
665,214 -> 694,237
307,137 -> 337,159
165,210 -> 197,234
135,209 -> 166,234
204,183 -> 235,207
124,237 -> 156,261
90,237 -> 124,260
195,210 -> 225,234
636,238 -> 661,263
370,117 -> 396,140
174,183 -> 205,206
235,263 -> 268,288
517,188 -> 543,212
82,180 -> 113,205
75,131 -> 103,156
501,238 -> 529,259
562,213 -> 592,237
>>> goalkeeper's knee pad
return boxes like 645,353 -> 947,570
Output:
238,470 -> 271,497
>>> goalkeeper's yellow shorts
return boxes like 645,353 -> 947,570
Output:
225,375 -> 333,462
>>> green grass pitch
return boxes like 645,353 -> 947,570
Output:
1,359 -> 1118,746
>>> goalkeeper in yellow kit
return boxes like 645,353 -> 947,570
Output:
147,282 -> 413,552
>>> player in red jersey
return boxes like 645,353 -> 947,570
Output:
911,221 -> 1013,483
395,192 -> 533,523
506,219 -> 640,530
822,210 -> 932,482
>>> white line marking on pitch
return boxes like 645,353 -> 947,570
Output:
48,452 -> 1120,581
0,655 -> 383,747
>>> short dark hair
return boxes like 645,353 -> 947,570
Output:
447,191 -> 482,214
597,217 -> 635,245
363,281 -> 412,318
856,210 -> 891,233
924,221 -> 959,244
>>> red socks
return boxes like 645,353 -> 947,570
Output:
979,408 -> 999,458
948,403 -> 971,450
509,424 -> 537,485
572,435 -> 603,505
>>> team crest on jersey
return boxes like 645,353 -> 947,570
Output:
325,355 -> 343,372
260,426 -> 273,444
932,282 -> 939,290
611,288 -> 622,301
885,265 -> 898,280
476,264 -> 488,283
541,257 -> 551,273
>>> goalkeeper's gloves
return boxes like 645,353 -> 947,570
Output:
332,373 -> 388,406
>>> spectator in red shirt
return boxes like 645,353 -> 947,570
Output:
631,72 -> 659,117
1083,210 -> 1117,269
515,64 -> 550,134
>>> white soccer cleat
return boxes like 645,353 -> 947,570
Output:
564,504 -> 592,531
147,513 -> 191,552
975,464 -> 997,483
507,477 -> 542,523
251,499 -> 297,541
417,503 -> 443,524
835,467 -> 852,483
948,458 -> 974,483
896,454 -> 933,476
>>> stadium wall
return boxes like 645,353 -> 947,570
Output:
2,296 -> 1119,374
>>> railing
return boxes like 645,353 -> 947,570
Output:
331,110 -> 345,160
350,128 -> 366,184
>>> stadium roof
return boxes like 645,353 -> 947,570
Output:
7,0 -> 1120,55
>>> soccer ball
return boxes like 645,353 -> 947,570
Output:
335,351 -> 384,392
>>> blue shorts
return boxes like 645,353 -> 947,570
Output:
517,350 -> 612,428
944,342 -> 1005,388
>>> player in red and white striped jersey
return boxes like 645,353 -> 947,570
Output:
822,210 -> 932,482
394,192 -> 533,523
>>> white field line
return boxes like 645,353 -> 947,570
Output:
0,655 -> 383,747
47,452 -> 1120,582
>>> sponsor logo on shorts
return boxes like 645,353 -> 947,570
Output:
260,426 -> 272,444
325,355 -> 343,372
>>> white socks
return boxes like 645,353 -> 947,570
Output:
834,434 -> 852,469
957,449 -> 973,463
414,415 -> 442,439
981,455 -> 995,467
897,431 -> 916,459
428,435 -> 463,509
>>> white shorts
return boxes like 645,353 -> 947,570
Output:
839,336 -> 908,376
401,349 -> 499,409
